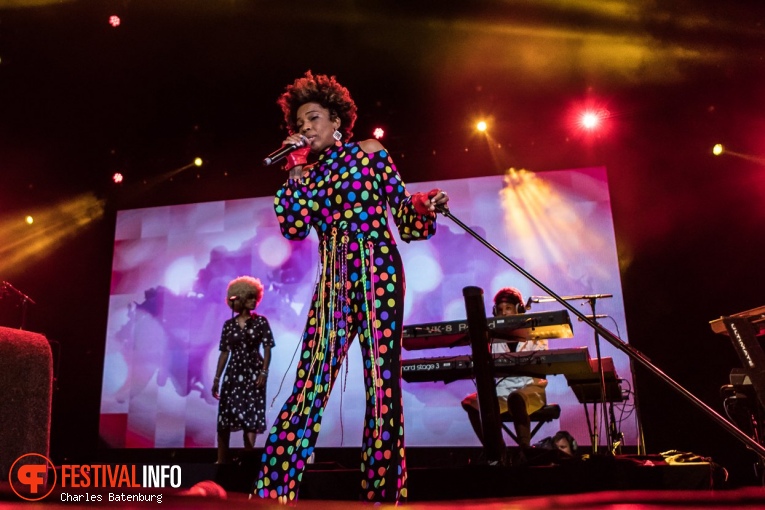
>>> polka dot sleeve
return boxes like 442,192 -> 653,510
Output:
258,315 -> 275,348
219,319 -> 233,352
274,179 -> 313,240
374,150 -> 437,242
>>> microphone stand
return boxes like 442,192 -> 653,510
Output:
532,294 -> 615,455
435,206 -> 765,459
1,281 -> 37,330
589,295 -> 611,456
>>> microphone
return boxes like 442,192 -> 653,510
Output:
262,136 -> 308,166
577,314 -> 608,321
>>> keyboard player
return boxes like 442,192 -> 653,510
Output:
461,287 -> 548,450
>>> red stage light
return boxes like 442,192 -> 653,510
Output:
109,16 -> 121,28
566,97 -> 613,141
579,109 -> 610,130
112,172 -> 124,184
580,112 -> 600,129
373,127 -> 385,139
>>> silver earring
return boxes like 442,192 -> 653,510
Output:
333,129 -> 343,141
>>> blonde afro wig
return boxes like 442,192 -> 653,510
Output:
226,276 -> 264,311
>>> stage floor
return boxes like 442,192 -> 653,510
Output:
2,486 -> 765,509
2,449 -> 762,507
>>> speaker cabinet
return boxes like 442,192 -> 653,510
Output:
0,327 -> 53,479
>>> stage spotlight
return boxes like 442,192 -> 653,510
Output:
567,97 -> 612,140
109,15 -> 121,28
0,193 -> 105,277
194,157 -> 203,167
476,121 -> 488,132
373,127 -> 385,139
706,145 -> 765,165
580,111 -> 603,130
112,172 -> 124,184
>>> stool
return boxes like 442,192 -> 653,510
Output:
500,404 -> 560,445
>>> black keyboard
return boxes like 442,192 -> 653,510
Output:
402,346 -> 592,383
402,310 -> 574,351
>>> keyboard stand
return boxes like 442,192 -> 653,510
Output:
720,316 -> 765,415
463,285 -> 507,466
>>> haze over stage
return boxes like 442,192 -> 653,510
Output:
1,0 -> 764,497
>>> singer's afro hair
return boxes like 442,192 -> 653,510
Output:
277,70 -> 357,142
226,276 -> 264,312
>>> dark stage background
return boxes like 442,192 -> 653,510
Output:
1,0 -> 764,487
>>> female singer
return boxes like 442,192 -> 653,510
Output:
253,71 -> 449,503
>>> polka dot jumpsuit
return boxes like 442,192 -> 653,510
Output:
254,140 -> 437,503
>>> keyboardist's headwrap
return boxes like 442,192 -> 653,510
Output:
493,287 -> 525,313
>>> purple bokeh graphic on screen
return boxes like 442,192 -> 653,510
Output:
99,168 -> 636,450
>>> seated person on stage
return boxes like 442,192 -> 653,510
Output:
552,430 -> 579,457
461,287 -> 548,449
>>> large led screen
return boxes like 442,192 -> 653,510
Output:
100,167 -> 638,450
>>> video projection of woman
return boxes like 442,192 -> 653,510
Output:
99,167 -> 636,450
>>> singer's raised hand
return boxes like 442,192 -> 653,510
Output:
432,190 -> 449,212
282,133 -> 307,148
263,133 -> 310,167
412,189 -> 450,216
285,146 -> 310,171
